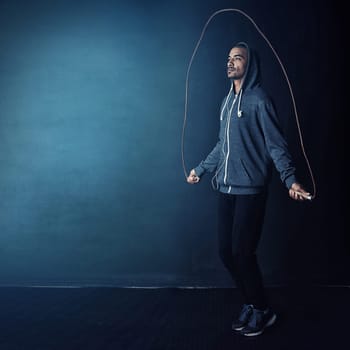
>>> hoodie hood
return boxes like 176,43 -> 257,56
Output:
233,41 -> 261,90
225,42 -> 261,118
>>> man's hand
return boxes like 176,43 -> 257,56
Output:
187,169 -> 200,184
289,183 -> 311,201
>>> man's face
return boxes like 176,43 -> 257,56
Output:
227,47 -> 248,79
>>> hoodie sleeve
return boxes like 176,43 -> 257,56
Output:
193,138 -> 222,177
193,99 -> 227,177
258,98 -> 298,189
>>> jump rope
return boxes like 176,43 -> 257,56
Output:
181,8 -> 316,200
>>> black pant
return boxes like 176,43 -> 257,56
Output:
218,191 -> 269,309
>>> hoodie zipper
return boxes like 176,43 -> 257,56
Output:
224,94 -> 238,185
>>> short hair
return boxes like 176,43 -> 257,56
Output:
233,43 -> 247,50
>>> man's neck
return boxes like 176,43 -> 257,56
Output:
233,79 -> 242,94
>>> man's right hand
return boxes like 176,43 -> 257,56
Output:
187,169 -> 200,184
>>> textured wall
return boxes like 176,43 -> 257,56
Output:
0,0 -> 346,286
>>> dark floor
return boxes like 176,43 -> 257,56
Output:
0,285 -> 348,350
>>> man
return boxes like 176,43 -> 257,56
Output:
187,42 -> 310,337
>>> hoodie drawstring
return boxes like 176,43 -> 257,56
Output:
237,88 -> 243,117
220,83 -> 234,121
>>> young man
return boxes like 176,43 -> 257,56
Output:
187,42 -> 310,336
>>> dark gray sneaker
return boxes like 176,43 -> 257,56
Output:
240,307 -> 277,336
232,304 -> 254,331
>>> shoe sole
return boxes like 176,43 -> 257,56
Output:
242,313 -> 277,337
232,325 -> 245,331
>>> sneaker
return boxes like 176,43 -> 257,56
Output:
240,307 -> 276,336
232,304 -> 254,331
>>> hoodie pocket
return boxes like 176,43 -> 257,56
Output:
239,157 -> 268,186
239,158 -> 253,183
226,158 -> 253,186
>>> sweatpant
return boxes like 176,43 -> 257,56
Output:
218,191 -> 269,310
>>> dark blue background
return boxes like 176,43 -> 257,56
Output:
0,0 -> 346,286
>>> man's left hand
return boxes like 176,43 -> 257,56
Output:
289,183 -> 311,201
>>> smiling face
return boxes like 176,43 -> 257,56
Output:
227,47 -> 248,80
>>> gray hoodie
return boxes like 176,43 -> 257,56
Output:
194,42 -> 297,194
